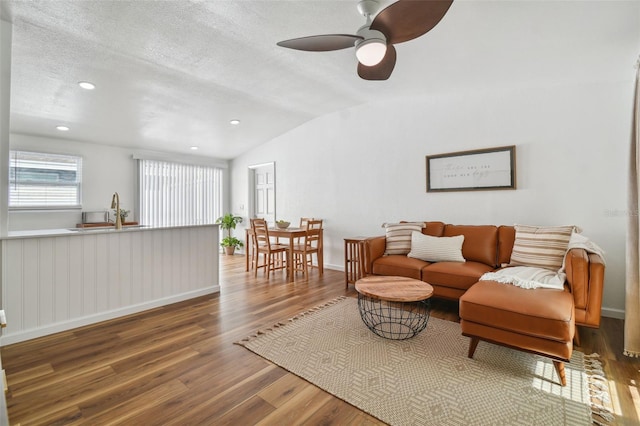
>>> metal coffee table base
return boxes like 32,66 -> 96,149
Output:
357,293 -> 431,340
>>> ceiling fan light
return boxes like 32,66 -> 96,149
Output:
356,38 -> 387,66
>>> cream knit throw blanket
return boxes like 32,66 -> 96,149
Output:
481,233 -> 605,291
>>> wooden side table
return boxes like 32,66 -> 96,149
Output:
344,237 -> 368,289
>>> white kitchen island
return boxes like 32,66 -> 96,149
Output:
0,224 -> 219,345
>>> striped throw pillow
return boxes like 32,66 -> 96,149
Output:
508,224 -> 576,271
383,222 -> 425,255
408,232 -> 466,263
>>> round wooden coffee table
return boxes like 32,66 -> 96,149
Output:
355,276 -> 434,340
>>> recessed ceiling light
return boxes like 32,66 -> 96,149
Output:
78,81 -> 95,90
190,146 -> 199,150
230,119 -> 240,125
56,125 -> 70,131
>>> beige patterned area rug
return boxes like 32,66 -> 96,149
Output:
236,297 -> 613,425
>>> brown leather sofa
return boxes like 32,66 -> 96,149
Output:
363,221 -> 605,386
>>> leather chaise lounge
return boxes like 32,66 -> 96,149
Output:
362,221 -> 605,386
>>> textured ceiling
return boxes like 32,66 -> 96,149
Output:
0,0 -> 636,159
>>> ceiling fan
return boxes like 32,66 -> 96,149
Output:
277,0 -> 454,81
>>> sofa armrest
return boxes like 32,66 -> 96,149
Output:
363,236 -> 386,275
584,253 -> 605,327
565,248 -> 605,328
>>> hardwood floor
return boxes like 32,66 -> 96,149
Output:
2,254 -> 639,425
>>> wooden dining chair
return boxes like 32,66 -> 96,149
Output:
292,219 -> 323,278
246,218 -> 263,271
251,218 -> 288,278
293,217 -> 311,245
299,217 -> 312,229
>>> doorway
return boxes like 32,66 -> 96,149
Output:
248,162 -> 276,225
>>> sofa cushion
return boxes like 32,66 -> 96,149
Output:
459,280 -> 574,343
383,222 -> 424,255
422,261 -> 494,291
508,224 -> 575,271
443,225 -> 498,267
421,221 -> 446,237
497,225 -> 516,265
372,255 -> 428,280
408,232 -> 465,263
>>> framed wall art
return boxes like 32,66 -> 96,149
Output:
426,145 -> 516,192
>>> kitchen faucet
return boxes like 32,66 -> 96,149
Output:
111,192 -> 122,230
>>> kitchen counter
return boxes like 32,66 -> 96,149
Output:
0,224 -> 220,345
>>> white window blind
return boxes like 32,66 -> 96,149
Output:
139,159 -> 223,227
9,150 -> 82,209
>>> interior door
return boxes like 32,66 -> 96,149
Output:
251,163 -> 275,225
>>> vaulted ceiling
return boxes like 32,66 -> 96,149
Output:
1,0 -> 636,159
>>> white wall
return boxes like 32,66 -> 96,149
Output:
9,134 -> 138,231
8,134 -> 232,231
231,81 -> 632,318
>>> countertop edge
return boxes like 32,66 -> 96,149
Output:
1,224 -> 220,240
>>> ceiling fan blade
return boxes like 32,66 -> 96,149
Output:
370,0 -> 453,45
357,44 -> 396,81
277,34 -> 363,52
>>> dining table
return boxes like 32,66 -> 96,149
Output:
245,226 -> 323,282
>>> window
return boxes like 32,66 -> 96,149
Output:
138,159 -> 223,227
9,151 -> 82,209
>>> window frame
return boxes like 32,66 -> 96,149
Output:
8,150 -> 83,211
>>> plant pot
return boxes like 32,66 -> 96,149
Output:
224,246 -> 236,255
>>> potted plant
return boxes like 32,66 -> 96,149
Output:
216,214 -> 244,255
112,208 -> 130,224
220,236 -> 244,255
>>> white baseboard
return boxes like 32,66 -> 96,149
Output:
324,263 -> 343,272
0,286 -> 220,346
601,306 -> 624,319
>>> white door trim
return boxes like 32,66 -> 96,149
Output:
248,162 -> 276,223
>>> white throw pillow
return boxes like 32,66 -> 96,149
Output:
383,222 -> 425,255
407,232 -> 465,263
